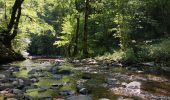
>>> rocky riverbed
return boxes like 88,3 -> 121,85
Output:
0,58 -> 170,100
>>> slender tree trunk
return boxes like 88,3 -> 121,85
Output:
73,0 -> 80,56
4,1 -> 7,20
83,0 -> 89,57
73,16 -> 80,56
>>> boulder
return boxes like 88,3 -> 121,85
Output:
77,85 -> 89,95
52,75 -> 62,80
126,81 -> 141,89
12,89 -> 22,94
59,90 -> 75,96
28,69 -> 37,75
0,74 -> 6,79
79,88 -> 88,95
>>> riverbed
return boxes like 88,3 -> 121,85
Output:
0,58 -> 170,100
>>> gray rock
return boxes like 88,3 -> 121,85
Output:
142,62 -> 154,66
79,88 -> 88,95
53,74 -> 62,80
28,69 -> 37,75
66,95 -> 92,100
51,83 -> 64,89
18,79 -> 24,85
12,81 -> 18,86
38,87 -> 47,93
59,90 -> 75,96
8,67 -> 19,72
30,78 -> 39,83
12,89 -> 22,94
107,78 -> 117,85
77,85 -> 89,95
126,81 -> 141,89
0,74 -> 6,79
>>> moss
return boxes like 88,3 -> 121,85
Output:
14,69 -> 29,78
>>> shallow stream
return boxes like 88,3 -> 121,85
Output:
0,58 -> 170,100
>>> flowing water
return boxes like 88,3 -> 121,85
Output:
0,58 -> 170,100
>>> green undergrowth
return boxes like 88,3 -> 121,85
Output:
96,38 -> 170,65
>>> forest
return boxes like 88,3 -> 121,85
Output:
0,0 -> 170,100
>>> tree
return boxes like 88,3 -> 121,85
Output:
0,0 -> 24,48
83,0 -> 89,57
73,0 -> 80,56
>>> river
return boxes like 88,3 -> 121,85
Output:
0,58 -> 170,100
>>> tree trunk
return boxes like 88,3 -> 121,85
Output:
0,0 -> 24,48
73,0 -> 80,56
83,0 -> 89,57
73,17 -> 80,56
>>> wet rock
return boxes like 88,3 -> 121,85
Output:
28,75 -> 37,79
77,85 -> 89,95
38,87 -> 47,93
12,81 -> 18,86
8,78 -> 16,82
57,70 -> 71,75
0,89 -> 9,94
28,69 -> 37,75
30,78 -> 39,83
23,79 -> 32,86
59,90 -> 75,96
106,78 -> 117,85
66,95 -> 92,100
25,85 -> 38,90
18,79 -> 24,85
50,67 -> 59,74
79,88 -> 89,95
142,62 -> 154,67
52,75 -> 62,80
0,74 -> 6,79
12,79 -> 24,87
126,81 -> 141,89
0,78 -> 9,83
82,74 -> 91,80
121,82 -> 127,87
147,75 -> 168,82
12,89 -> 22,95
8,67 -> 19,72
111,87 -> 141,97
51,83 -> 63,88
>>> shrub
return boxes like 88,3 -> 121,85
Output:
137,38 -> 170,62
96,48 -> 137,64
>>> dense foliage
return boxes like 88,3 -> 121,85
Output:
0,0 -> 170,63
